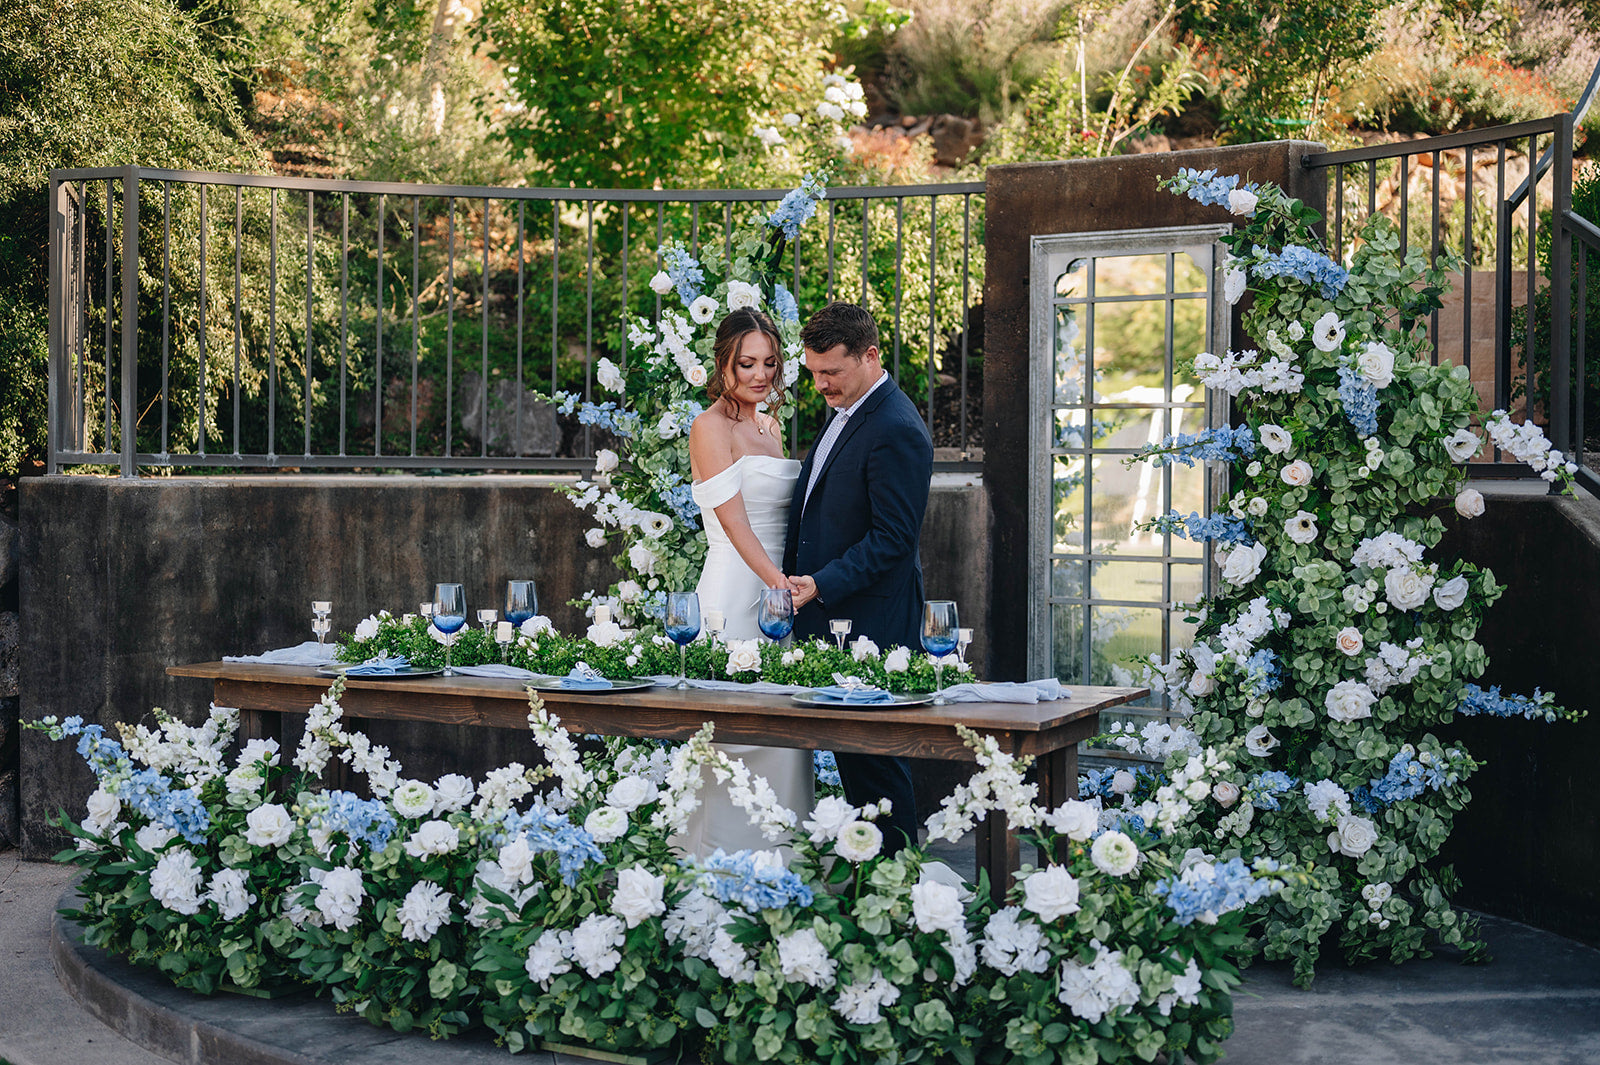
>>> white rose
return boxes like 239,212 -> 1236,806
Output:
612,865 -> 667,927
1328,814 -> 1377,858
584,806 -> 630,844
911,879 -> 966,933
649,270 -> 674,295
1280,459 -> 1313,487
1357,341 -> 1396,388
685,362 -> 708,387
353,616 -> 380,640
1220,541 -> 1268,586
1258,423 -> 1292,454
1246,496 -> 1269,517
1325,679 -> 1377,723
835,820 -> 883,862
850,636 -> 880,661
1223,262 -> 1247,305
594,448 -> 619,474
1043,800 -> 1098,841
1244,724 -> 1279,756
402,819 -> 461,858
804,795 -> 857,843
1443,428 -> 1481,462
245,803 -> 294,848
1110,769 -> 1136,795
1228,187 -> 1259,216
596,357 -> 624,393
1335,627 -> 1364,656
137,823 -> 179,853
1454,488 -> 1485,518
607,775 -> 658,812
587,620 -> 625,647
725,638 -> 762,675
585,527 -> 606,549
627,541 -> 659,576
1384,566 -> 1434,610
85,789 -> 121,834
1021,864 -> 1081,921
433,774 -> 475,813
883,646 -> 911,672
1433,575 -> 1470,611
1312,311 -> 1346,352
725,280 -> 761,311
1186,671 -> 1215,697
1090,831 -> 1140,876
689,295 -> 719,324
1246,460 -> 1263,477
1211,781 -> 1240,808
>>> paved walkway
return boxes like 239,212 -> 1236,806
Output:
5,851 -> 1600,1065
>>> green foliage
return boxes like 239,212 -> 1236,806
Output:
882,0 -> 1070,119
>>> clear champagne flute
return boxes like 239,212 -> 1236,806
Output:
758,587 -> 795,645
830,618 -> 853,653
505,580 -> 538,629
433,583 -> 467,676
922,600 -> 959,705
477,608 -> 499,635
664,591 -> 702,690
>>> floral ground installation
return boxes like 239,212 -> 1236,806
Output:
1094,169 -> 1587,986
33,690 -> 1302,1064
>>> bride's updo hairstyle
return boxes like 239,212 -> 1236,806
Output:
706,307 -> 786,421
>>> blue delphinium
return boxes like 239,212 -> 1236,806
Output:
772,282 -> 800,324
660,245 -> 705,304
813,749 -> 841,788
1245,770 -> 1297,811
307,790 -> 397,851
49,718 -> 212,843
1242,649 -> 1282,697
690,848 -> 814,911
1150,509 -> 1255,545
766,173 -> 828,240
1337,367 -> 1380,436
498,802 -> 605,886
1170,167 -> 1251,209
1141,425 -> 1257,468
1250,243 -> 1350,299
1457,683 -> 1564,723
574,401 -> 641,440
1153,856 -> 1280,925
1360,744 -> 1473,811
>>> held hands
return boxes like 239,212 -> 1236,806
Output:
787,574 -> 818,609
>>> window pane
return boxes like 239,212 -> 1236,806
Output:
1090,560 -> 1165,604
1055,306 -> 1087,403
1055,258 -> 1087,298
1169,459 -> 1206,558
1093,253 -> 1169,299
1092,605 -> 1163,684
1173,249 -> 1209,292
1053,456 -> 1086,552
1051,558 -> 1085,599
1092,300 -> 1169,387
1052,603 -> 1085,682
1053,407 -> 1088,450
1171,562 -> 1204,604
1172,298 -> 1208,388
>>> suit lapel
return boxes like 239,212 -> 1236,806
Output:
804,375 -> 897,514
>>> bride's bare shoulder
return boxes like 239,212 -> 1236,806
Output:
689,405 -> 736,480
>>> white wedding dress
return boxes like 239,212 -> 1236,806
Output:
675,453 -> 814,856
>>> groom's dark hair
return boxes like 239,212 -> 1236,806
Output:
801,301 -> 879,359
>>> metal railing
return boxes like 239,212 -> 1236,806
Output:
48,168 -> 986,476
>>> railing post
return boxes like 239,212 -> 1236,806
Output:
1551,115 -> 1574,465
48,175 -> 63,475
119,165 -> 140,478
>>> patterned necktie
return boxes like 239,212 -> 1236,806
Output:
803,409 -> 850,507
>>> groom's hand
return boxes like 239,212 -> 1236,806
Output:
789,575 -> 818,609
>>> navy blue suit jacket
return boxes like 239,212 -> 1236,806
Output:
784,375 -> 933,649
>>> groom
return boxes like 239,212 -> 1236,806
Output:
785,302 -> 933,856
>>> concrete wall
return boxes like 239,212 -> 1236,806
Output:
16,473 -> 989,856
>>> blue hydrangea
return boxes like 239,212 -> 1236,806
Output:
772,282 -> 800,324
813,749 -> 841,788
1250,243 -> 1350,299
54,719 -> 211,843
1150,508 -> 1255,545
497,801 -> 605,886
1457,683 -> 1564,723
1242,649 -> 1282,697
307,790 -> 397,851
1337,367 -> 1379,436
766,173 -> 827,240
1141,425 -> 1257,468
1079,768 -> 1118,800
1245,770 -> 1297,811
1153,856 -> 1279,925
661,245 -> 704,304
689,848 -> 814,911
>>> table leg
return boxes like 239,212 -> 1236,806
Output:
237,708 -> 282,744
976,810 -> 1021,906
1034,744 -> 1076,866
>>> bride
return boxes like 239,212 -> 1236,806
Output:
677,307 -> 813,855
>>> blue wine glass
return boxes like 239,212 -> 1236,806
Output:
758,587 -> 794,644
922,600 -> 959,705
505,580 -> 538,628
433,583 -> 467,676
665,591 -> 702,690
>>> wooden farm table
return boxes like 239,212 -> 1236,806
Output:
168,662 -> 1146,900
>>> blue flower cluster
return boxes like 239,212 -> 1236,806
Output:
1142,426 -> 1257,468
1242,649 -> 1282,697
499,803 -> 605,886
1079,765 -> 1164,801
1150,509 -> 1255,545
1154,856 -> 1280,926
574,401 -> 642,439
661,246 -> 704,304
766,173 -> 828,240
1170,168 -> 1252,209
1457,683 -> 1565,723
813,749 -> 841,788
308,790 -> 397,851
1250,243 -> 1350,299
1245,770 -> 1297,811
772,282 -> 800,324
635,590 -> 668,624
1358,745 -> 1470,811
1337,367 -> 1379,437
692,848 -> 814,910
54,718 -> 212,844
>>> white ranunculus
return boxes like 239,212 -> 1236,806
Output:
689,295 -> 719,324
1228,187 -> 1259,216
1043,799 -> 1098,841
596,357 -> 624,393
1245,724 -> 1279,756
725,280 -> 761,311
1246,496 -> 1269,517
433,774 -> 475,813
1285,510 -> 1318,544
585,527 -> 606,549
725,638 -> 762,675
353,616 -> 380,640
1280,459 -> 1313,487
594,448 -> 619,474
911,879 -> 965,934
1312,311 -> 1346,352
1090,831 -> 1140,876
1258,423 -> 1293,454
1336,627 -> 1364,656
1328,814 -> 1378,858
835,820 -> 883,862
1021,864 -> 1081,921
1357,341 -> 1396,388
1443,428 -> 1481,462
1433,575 -> 1470,611
582,805 -> 629,844
1219,541 -> 1268,587
685,362 -> 708,387
1325,679 -> 1377,723
649,270 -> 674,295
391,779 -> 435,819
1384,566 -> 1434,610
613,865 -> 667,927
607,775 -> 658,812
1211,781 -> 1240,808
1455,488 -> 1485,518
245,803 -> 294,847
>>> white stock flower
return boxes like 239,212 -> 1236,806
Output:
391,779 -> 435,819
911,879 -> 966,934
1433,575 -> 1470,611
571,913 -> 626,977
149,848 -> 204,915
594,448 -> 619,474
1357,341 -> 1396,388
725,280 -> 761,310
245,803 -> 294,847
1021,864 -> 1081,921
1325,679 -> 1377,723
1443,428 -> 1481,462
1280,459 -> 1313,487
1220,542 -> 1268,586
397,880 -> 453,941
724,638 -> 762,675
649,270 -> 674,295
1312,312 -> 1346,352
1329,814 -> 1378,858
207,867 -> 256,921
1259,424 -> 1292,454
1336,627 -> 1364,656
1455,488 -> 1485,518
584,806 -> 629,844
1384,566 -> 1435,610
689,295 -> 719,324
1244,724 -> 1279,756
1090,831 -> 1140,876
1285,510 -> 1319,544
613,865 -> 667,928
835,820 -> 883,862
1228,187 -> 1259,216
883,646 -> 911,672
596,357 -> 624,392
402,819 -> 460,859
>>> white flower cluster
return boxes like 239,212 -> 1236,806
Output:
526,697 -> 593,797
1363,638 -> 1430,696
120,705 -> 239,789
1192,348 -> 1304,397
1100,720 -> 1201,761
149,848 -> 204,915
804,795 -> 891,861
663,887 -> 752,983
923,726 -> 1040,843
313,865 -> 366,931
224,737 -> 281,802
289,683 -> 404,796
777,927 -> 837,989
832,969 -> 901,1025
1057,939 -> 1140,1023
397,880 -> 453,941
980,907 -> 1051,975
1151,748 -> 1232,832
472,763 -> 536,820
1484,409 -> 1579,482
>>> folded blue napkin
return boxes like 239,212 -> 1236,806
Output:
343,658 -> 410,676
561,662 -> 613,690
812,684 -> 896,704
